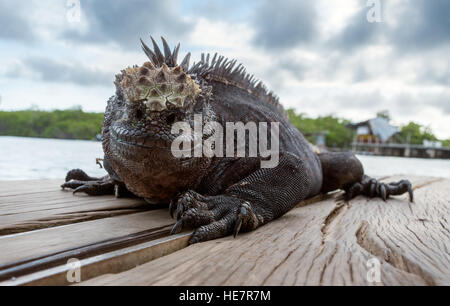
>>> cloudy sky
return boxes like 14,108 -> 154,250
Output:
1,0 -> 449,138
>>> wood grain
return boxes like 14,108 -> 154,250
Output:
0,179 -> 151,235
1,232 -> 192,286
0,210 -> 174,274
0,181 -> 191,285
80,176 -> 450,286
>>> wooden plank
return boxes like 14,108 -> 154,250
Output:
0,224 -> 173,281
0,179 -> 193,285
79,176 -> 450,286
0,179 -> 61,196
1,232 -> 191,286
0,179 -> 151,235
0,209 -> 174,280
0,181 -> 333,286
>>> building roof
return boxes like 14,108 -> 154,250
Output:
349,117 -> 399,142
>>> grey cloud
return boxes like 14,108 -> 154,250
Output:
7,57 -> 113,87
330,0 -> 450,53
390,0 -> 450,51
252,0 -> 318,51
382,92 -> 450,117
346,91 -> 450,117
62,0 -> 192,49
418,67 -> 450,86
277,59 -> 307,80
257,57 -> 310,94
282,89 -> 388,121
0,1 -> 36,41
4,63 -> 23,79
301,90 -> 439,119
428,93 -> 450,115
188,0 -> 254,22
439,101 -> 450,115
334,90 -> 385,110
352,65 -> 370,83
329,1 -> 385,52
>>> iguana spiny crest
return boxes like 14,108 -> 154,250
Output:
116,36 -> 287,120
120,62 -> 201,112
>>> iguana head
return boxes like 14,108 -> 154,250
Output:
102,37 -> 213,203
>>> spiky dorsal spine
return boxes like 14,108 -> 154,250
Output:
141,36 -> 188,69
140,37 -> 288,120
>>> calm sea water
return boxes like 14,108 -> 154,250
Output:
0,136 -> 449,181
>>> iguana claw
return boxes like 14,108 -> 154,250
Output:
345,175 -> 414,203
73,185 -> 89,194
379,184 -> 387,201
168,191 -> 261,244
169,199 -> 176,219
68,180 -> 114,196
170,219 -> 184,235
233,215 -> 243,238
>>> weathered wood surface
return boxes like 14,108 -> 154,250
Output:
0,211 -> 173,268
0,179 -> 183,284
80,176 -> 450,286
2,232 -> 192,286
0,179 -> 150,235
0,176 -> 449,286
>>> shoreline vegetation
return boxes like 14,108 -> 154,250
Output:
0,107 -> 103,140
0,107 -> 449,148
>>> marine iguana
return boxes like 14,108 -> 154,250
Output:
62,37 -> 413,244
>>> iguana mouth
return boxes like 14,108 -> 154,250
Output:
110,125 -> 171,150
109,124 -> 203,159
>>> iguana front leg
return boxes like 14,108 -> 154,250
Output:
61,157 -> 130,197
61,169 -> 116,196
170,153 -> 319,244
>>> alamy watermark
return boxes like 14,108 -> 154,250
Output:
66,0 -> 81,23
367,0 -> 382,23
66,258 -> 81,283
170,114 -> 280,168
366,257 -> 381,283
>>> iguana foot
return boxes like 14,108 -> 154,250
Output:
169,190 -> 261,244
61,179 -> 115,196
65,168 -> 101,182
61,169 -> 116,196
344,175 -> 413,202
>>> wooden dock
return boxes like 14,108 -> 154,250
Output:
352,142 -> 450,159
0,175 -> 449,286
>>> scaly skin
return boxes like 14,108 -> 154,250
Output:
62,37 -> 413,244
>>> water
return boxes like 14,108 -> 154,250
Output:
356,154 -> 450,178
0,136 -> 449,181
0,136 -> 105,181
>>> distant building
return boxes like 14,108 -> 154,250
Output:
348,117 -> 399,144
347,117 -> 450,159
423,140 -> 442,148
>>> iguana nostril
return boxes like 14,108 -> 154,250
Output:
166,113 -> 176,125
